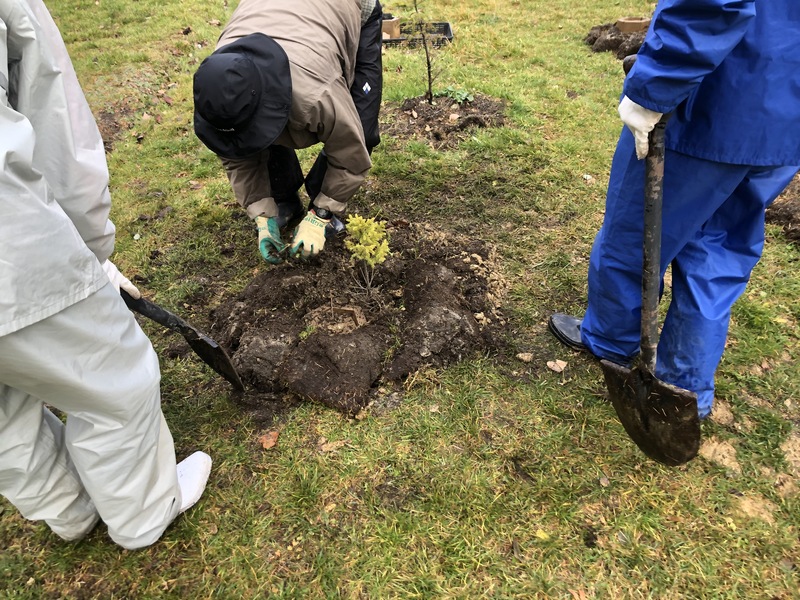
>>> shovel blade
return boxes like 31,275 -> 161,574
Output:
121,290 -> 245,391
600,359 -> 700,466
186,334 -> 245,391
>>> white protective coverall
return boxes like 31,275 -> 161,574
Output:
0,0 -> 181,548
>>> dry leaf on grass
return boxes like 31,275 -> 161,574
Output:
547,359 -> 568,373
320,439 -> 348,453
258,430 -> 279,450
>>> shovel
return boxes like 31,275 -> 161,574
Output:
121,289 -> 244,391
598,117 -> 700,466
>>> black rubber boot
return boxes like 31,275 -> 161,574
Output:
548,313 -> 587,351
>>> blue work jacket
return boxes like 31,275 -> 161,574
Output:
624,0 -> 800,166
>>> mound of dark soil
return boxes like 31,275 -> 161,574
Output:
585,23 -> 645,59
209,223 -> 508,415
96,103 -> 134,153
767,175 -> 800,242
382,93 -> 505,150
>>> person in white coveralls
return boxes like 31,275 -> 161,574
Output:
0,0 -> 211,549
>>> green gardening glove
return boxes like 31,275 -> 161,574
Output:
255,215 -> 286,264
289,209 -> 330,258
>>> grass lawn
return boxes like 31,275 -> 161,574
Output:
1,0 -> 798,598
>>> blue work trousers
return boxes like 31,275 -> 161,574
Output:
582,130 -> 798,417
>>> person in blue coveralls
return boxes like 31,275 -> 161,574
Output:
548,0 -> 800,419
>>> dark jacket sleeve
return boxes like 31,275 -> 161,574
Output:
350,0 -> 382,151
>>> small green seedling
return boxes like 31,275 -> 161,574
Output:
298,324 -> 316,341
435,86 -> 474,105
345,215 -> 390,291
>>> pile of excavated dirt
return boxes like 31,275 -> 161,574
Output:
585,23 -> 645,59
209,222 -> 509,415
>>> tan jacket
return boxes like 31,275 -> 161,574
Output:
218,0 -> 372,216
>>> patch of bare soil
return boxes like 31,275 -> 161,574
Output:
585,24 -> 645,59
761,467 -> 799,499
95,102 -> 134,153
733,493 -> 777,525
710,399 -> 735,427
766,174 -> 800,242
773,473 -> 799,498
780,431 -> 800,476
209,222 -> 510,415
699,437 -> 741,475
382,93 -> 505,150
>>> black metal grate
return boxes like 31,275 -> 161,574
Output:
382,21 -> 454,48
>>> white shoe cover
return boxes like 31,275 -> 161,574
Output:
176,451 -> 212,513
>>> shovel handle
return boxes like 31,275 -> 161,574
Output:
120,289 -> 197,340
620,54 -> 668,373
641,117 -> 668,373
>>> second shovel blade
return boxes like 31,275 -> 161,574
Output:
600,359 -> 700,466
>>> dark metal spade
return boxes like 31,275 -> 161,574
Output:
599,118 -> 700,466
121,289 -> 245,391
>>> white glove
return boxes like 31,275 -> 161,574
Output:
289,210 -> 330,258
102,259 -> 142,299
618,95 -> 664,160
